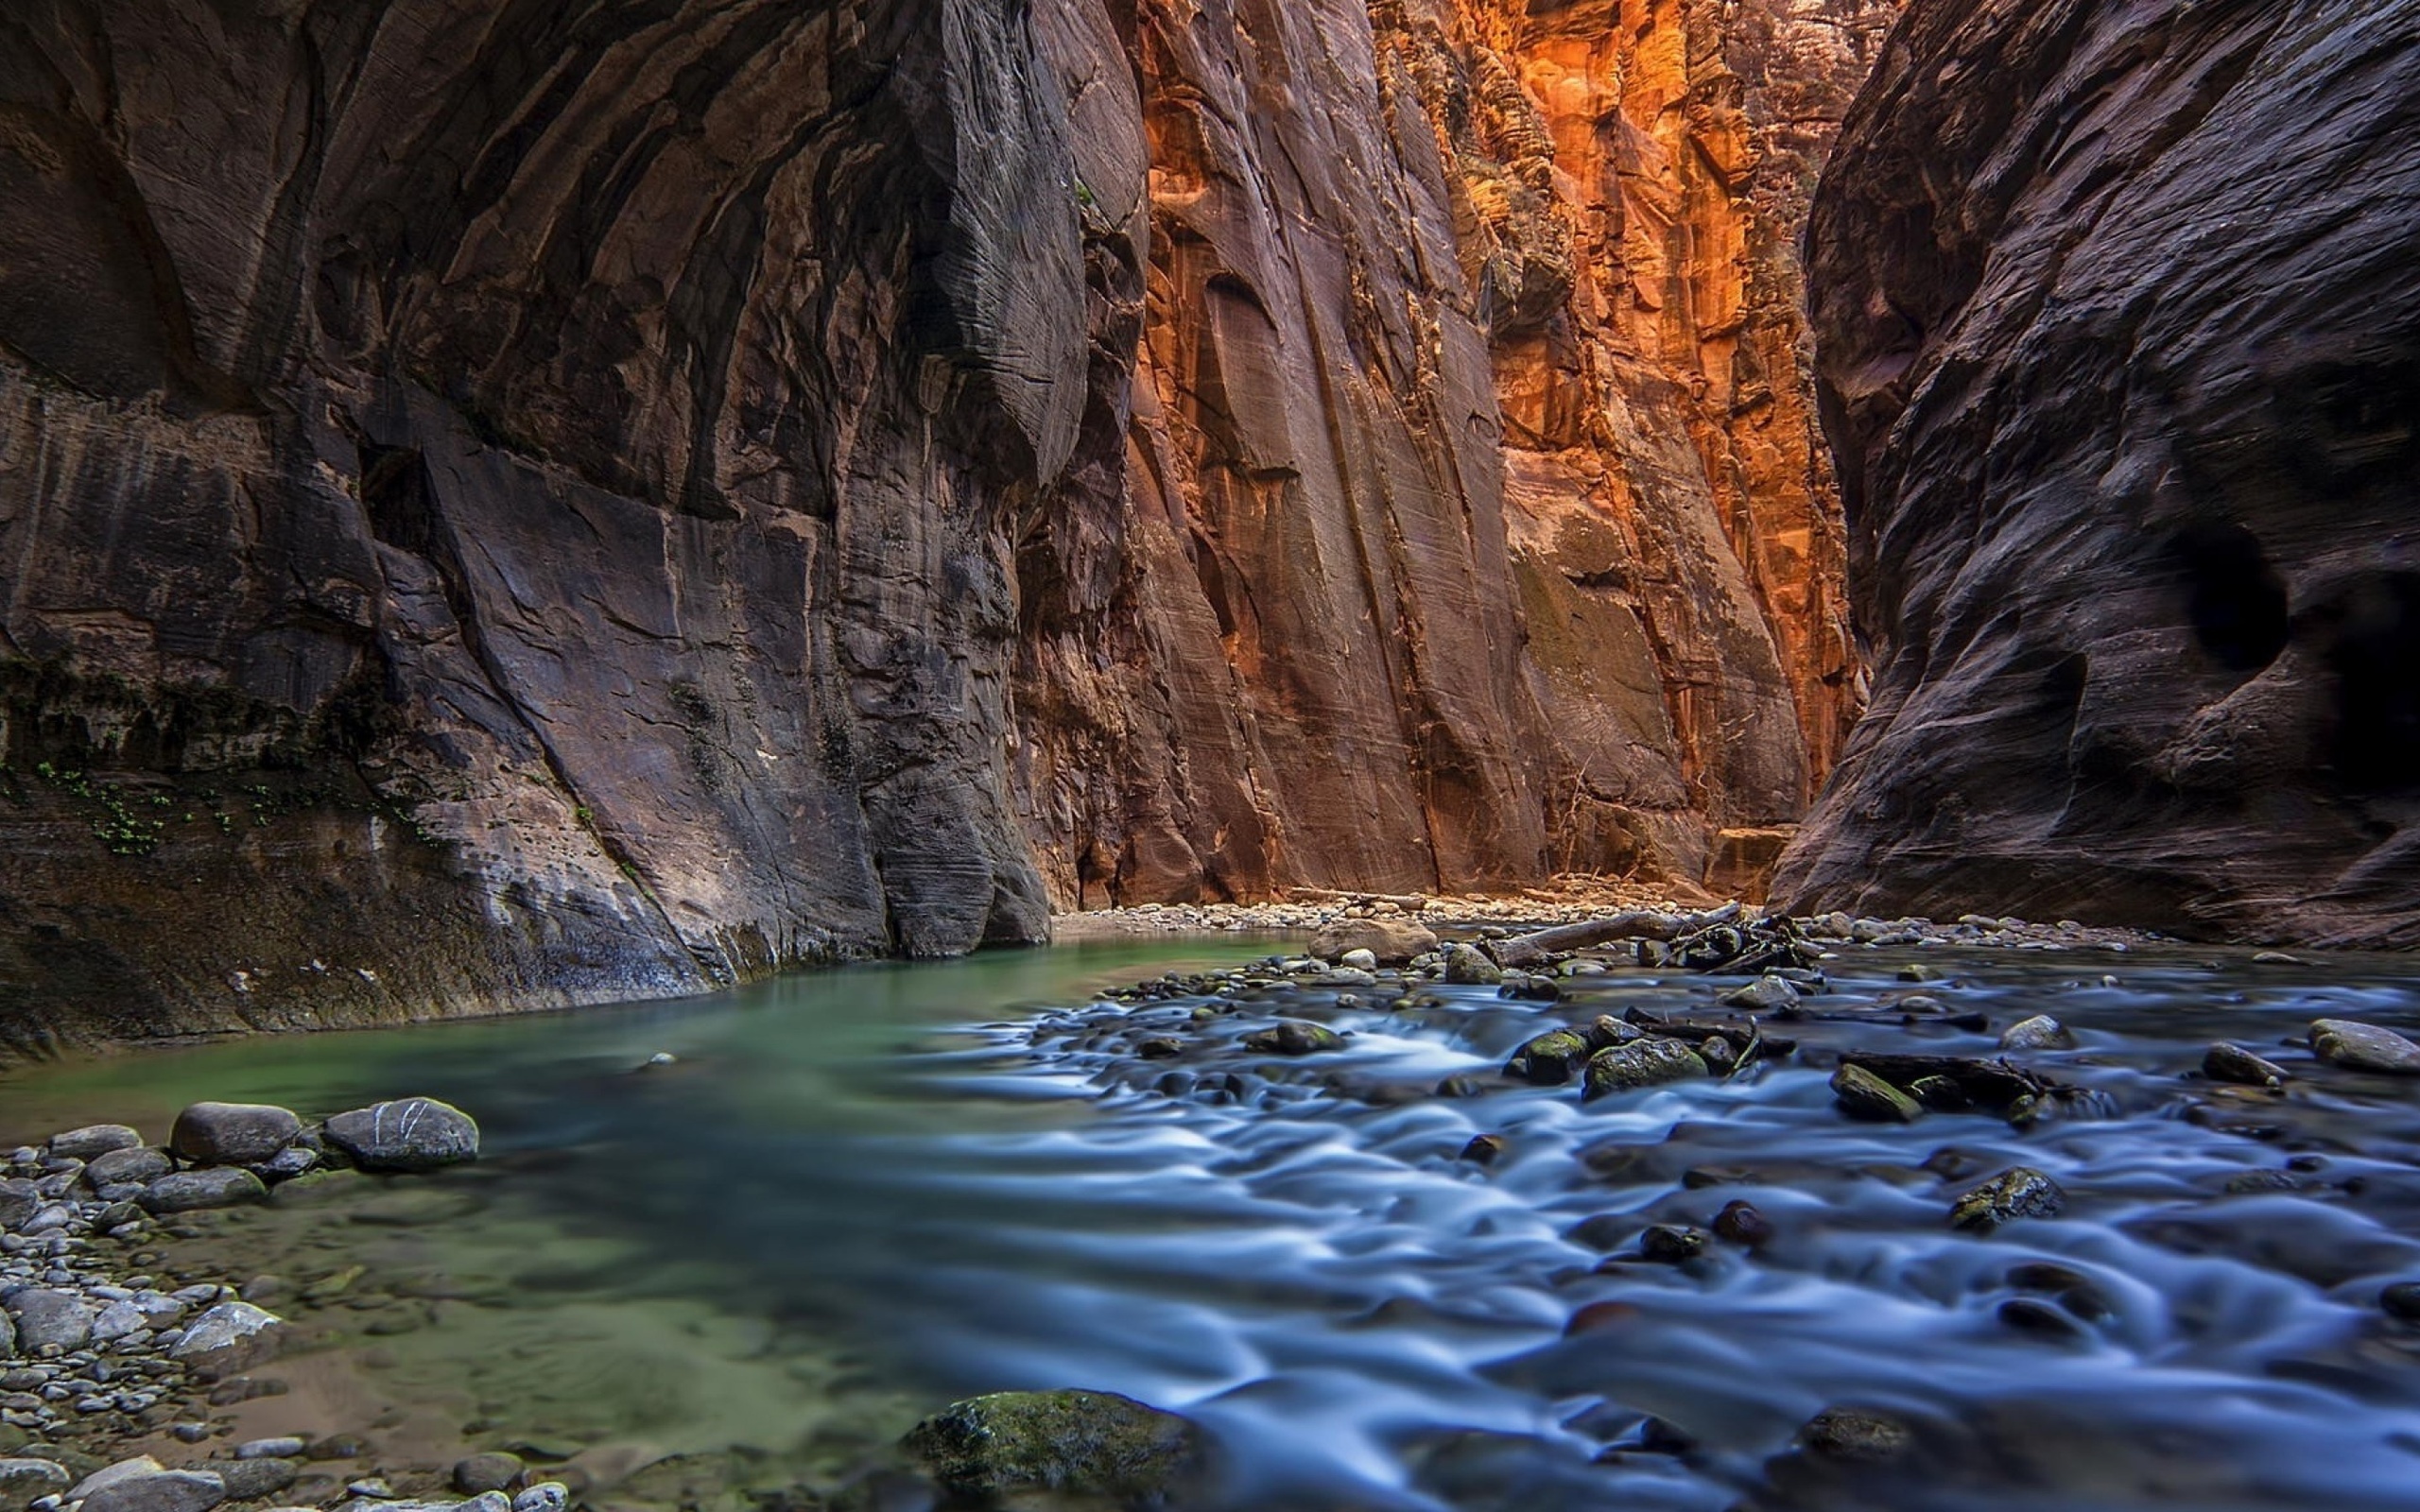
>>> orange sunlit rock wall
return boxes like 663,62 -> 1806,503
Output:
1016,0 -> 1897,905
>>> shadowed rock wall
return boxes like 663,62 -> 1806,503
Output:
0,0 -> 1096,1047
1773,0 -> 2420,944
0,0 -> 1892,1044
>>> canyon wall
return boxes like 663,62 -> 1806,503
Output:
1013,0 -> 1893,906
0,0 -> 1891,1044
1773,0 -> 2420,945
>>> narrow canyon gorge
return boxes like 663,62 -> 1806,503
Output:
0,0 -> 2411,1045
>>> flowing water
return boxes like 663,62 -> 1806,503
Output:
7,936 -> 2420,1511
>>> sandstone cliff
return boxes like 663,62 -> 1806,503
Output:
1014,0 -> 1892,906
1773,0 -> 2420,945
0,0 -> 1890,1044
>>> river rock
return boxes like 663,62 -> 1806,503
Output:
1337,949 -> 1379,972
0,1308 -> 13,1358
2309,1020 -> 2420,1075
322,1099 -> 480,1172
1798,1408 -> 1912,1462
170,1104 -> 303,1167
79,1467 -> 224,1512
5,1289 -> 93,1353
1441,944 -> 1502,987
1830,1063 -> 1922,1123
86,1146 -> 174,1187
0,1180 -> 36,1231
1638,1225 -> 1708,1263
451,1454 -> 524,1495
1503,1019 -> 1633,1086
47,1125 -> 142,1160
171,1302 -> 284,1373
1307,919 -> 1438,967
0,1458 -> 70,1507
1951,1167 -> 2066,1232
1720,975 -> 1801,1012
1714,1200 -> 1773,1247
235,1441 -> 306,1463
1997,1015 -> 2074,1051
141,1169 -> 269,1215
213,1460 -> 297,1503
2203,1043 -> 2290,1089
510,1484 -> 566,1512
1582,1040 -> 1708,1100
902,1389 -> 1202,1503
2380,1282 -> 2420,1323
1240,1022 -> 1343,1056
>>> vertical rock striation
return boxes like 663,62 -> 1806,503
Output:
1774,0 -> 2420,944
0,0 -> 1894,1040
0,0 -> 1098,1043
1014,0 -> 1892,906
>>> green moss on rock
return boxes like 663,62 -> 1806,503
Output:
901,1389 -> 1201,1505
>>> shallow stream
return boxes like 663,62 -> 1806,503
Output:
7,936 -> 2420,1511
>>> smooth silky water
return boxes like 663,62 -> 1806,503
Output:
7,937 -> 2420,1510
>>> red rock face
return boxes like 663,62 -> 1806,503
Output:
1773,0 -> 2420,944
0,0 -> 1890,1039
1015,0 -> 1893,906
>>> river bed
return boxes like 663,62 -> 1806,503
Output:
6,935 -> 2420,1510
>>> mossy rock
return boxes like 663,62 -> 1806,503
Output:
901,1389 -> 1201,1506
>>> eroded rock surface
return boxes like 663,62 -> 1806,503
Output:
1775,0 -> 2420,944
0,0 -> 1892,1040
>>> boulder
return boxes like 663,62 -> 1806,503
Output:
171,1103 -> 303,1167
81,1469 -> 226,1512
141,1169 -> 269,1215
5,1288 -> 94,1352
171,1301 -> 285,1373
902,1389 -> 1202,1503
1441,943 -> 1502,987
86,1146 -> 174,1187
2310,1020 -> 2420,1075
1581,1040 -> 1708,1100
1307,918 -> 1438,967
47,1125 -> 142,1160
322,1098 -> 480,1172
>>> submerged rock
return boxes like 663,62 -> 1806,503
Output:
170,1103 -> 303,1167
1950,1167 -> 2066,1232
2309,1020 -> 2420,1075
323,1098 -> 480,1171
1797,1408 -> 1912,1462
1581,1040 -> 1707,1100
1713,1200 -> 1773,1247
901,1388 -> 1202,1503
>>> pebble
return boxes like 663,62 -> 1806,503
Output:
511,1484 -> 570,1512
236,1439 -> 308,1461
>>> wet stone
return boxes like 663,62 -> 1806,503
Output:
1798,1409 -> 1913,1462
1951,1167 -> 2066,1232
1713,1200 -> 1773,1247
1442,944 -> 1502,987
1997,1297 -> 2084,1339
2204,1042 -> 2291,1088
1831,1063 -> 1923,1123
2379,1282 -> 2420,1322
1997,1014 -> 2074,1051
1582,1040 -> 1707,1100
1637,1225 -> 1708,1263
901,1389 -> 1201,1503
2308,1019 -> 2420,1075
46,1127 -> 141,1162
1458,1135 -> 1507,1167
1240,1022 -> 1343,1056
140,1170 -> 268,1216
